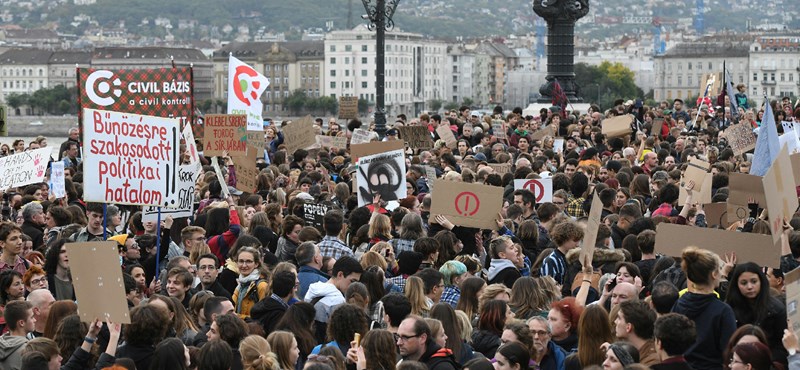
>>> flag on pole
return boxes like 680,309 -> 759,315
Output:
552,79 -> 568,118
227,55 -> 270,131
749,98 -> 780,176
725,66 -> 739,120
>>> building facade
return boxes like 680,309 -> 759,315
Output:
0,49 -> 53,105
748,35 -> 800,99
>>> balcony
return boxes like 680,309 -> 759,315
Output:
762,80 -> 776,85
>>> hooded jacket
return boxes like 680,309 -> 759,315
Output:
671,292 -> 736,370
304,281 -> 345,343
0,335 -> 27,370
250,295 -> 288,336
298,265 -> 330,300
487,259 -> 521,288
471,329 -> 501,359
418,339 -> 459,370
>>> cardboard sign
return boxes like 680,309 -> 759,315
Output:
246,131 -> 267,150
234,145 -> 259,193
351,128 -> 374,145
682,158 -> 710,192
142,162 -> 200,222
581,192 -> 603,267
725,123 -> 757,156
489,163 -> 512,175
0,147 -> 50,190
601,115 -> 634,138
514,178 -> 553,203
316,135 -> 349,151
283,115 -> 317,155
203,114 -> 247,157
82,108 -> 180,207
338,96 -> 359,119
702,202 -> 732,228
679,172 -> 712,205
182,121 -> 201,165
431,181 -> 503,229
762,147 -> 798,244
654,223 -> 778,267
492,121 -> 506,140
726,202 -> 750,223
227,55 -> 269,131
728,172 -> 767,207
531,126 -> 554,141
553,138 -> 564,154
699,73 -> 722,97
350,140 -> 405,158
50,161 -> 66,198
792,153 -> 800,185
356,149 -> 407,206
786,268 -> 800,333
436,126 -> 458,149
424,165 -> 437,190
301,202 -> 330,233
212,157 -> 231,199
399,126 -> 433,150
651,118 -> 665,138
67,242 -> 132,324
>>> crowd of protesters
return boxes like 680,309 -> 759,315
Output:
0,93 -> 799,370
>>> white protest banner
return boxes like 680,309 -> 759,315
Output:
50,161 -> 66,198
212,157 -> 231,199
780,130 -> 800,154
82,108 -> 179,207
0,147 -> 50,190
182,122 -> 200,165
553,138 -> 565,154
514,178 -> 553,203
351,128 -> 373,145
228,55 -> 270,131
356,149 -> 406,206
143,163 -> 199,222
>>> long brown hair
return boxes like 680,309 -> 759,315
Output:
577,305 -> 613,367
44,300 -> 77,339
361,330 -> 397,370
267,331 -> 297,370
456,277 -> 485,319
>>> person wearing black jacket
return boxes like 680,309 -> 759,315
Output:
397,316 -> 459,370
250,271 -> 296,336
487,236 -> 522,289
196,254 -> 232,300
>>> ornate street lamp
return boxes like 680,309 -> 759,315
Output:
361,0 -> 400,138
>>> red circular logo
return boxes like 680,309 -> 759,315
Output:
454,192 -> 480,216
523,180 -> 545,202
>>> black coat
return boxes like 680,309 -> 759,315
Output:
21,220 -> 44,250
471,329 -> 501,359
250,296 -> 288,336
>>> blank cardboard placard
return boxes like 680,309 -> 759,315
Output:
654,223 -> 778,267
651,118 -> 665,138
601,115 -> 634,138
679,172 -> 712,205
531,126 -> 554,141
436,126 -> 457,149
283,115 -> 317,155
350,140 -> 405,158
430,181 -> 503,230
728,172 -> 767,207
399,126 -> 433,150
580,193 -> 603,267
67,242 -> 131,324
786,268 -> 800,333
762,146 -> 799,244
791,153 -> 800,185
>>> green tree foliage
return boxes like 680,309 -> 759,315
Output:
574,62 -> 644,110
358,98 -> 370,114
428,99 -> 443,112
284,89 -> 308,115
12,85 -> 77,115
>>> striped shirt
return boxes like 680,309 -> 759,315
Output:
539,249 -> 568,285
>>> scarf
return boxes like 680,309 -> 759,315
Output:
235,269 -> 262,313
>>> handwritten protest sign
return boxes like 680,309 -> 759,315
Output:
601,115 -> 634,138
50,162 -> 66,199
351,128 -> 374,145
0,147 -> 50,190
246,132 -> 267,150
234,145 -> 259,193
316,135 -> 348,151
203,114 -> 247,157
356,149 -> 406,206
283,115 -> 316,155
725,123 -> 757,156
489,163 -> 512,175
762,147 -> 798,243
339,96 -> 359,119
399,126 -> 433,150
655,223 -> 778,267
424,165 -> 437,190
142,162 -> 200,222
514,178 -> 553,203
302,202 -> 330,232
492,120 -> 506,140
67,242 -> 132,324
581,192 -> 603,266
553,138 -> 564,154
182,121 -> 200,165
786,268 -> 800,334
436,126 -> 457,149
82,108 -> 179,207
430,181 -> 503,229
351,140 -> 405,158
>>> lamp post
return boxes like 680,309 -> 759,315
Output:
361,0 -> 400,138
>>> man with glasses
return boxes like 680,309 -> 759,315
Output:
176,226 -> 207,260
527,316 -> 566,370
196,253 -> 232,299
396,315 -> 458,370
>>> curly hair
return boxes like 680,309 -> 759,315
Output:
125,305 -> 170,346
327,304 -> 368,345
53,315 -> 88,365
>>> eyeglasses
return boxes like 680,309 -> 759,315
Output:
237,260 -> 255,265
730,358 -> 744,366
394,333 -> 421,343
531,330 -> 550,337
30,277 -> 47,286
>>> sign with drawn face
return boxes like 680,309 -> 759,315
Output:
356,149 -> 406,207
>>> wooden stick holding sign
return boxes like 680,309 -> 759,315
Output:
212,157 -> 231,199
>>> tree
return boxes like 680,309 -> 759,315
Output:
199,99 -> 214,113
6,93 -> 27,110
574,62 -> 643,110
443,101 -> 459,111
284,89 -> 308,115
462,98 -> 474,107
428,99 -> 443,112
317,96 -> 337,115
358,98 -> 369,114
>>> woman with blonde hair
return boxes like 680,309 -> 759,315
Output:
367,214 -> 392,247
232,246 -> 270,319
266,331 -> 300,370
404,276 -> 429,317
359,251 -> 388,271
240,335 -> 280,370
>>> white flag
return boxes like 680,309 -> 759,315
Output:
227,55 -> 270,131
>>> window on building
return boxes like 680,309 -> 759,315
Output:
345,45 -> 352,52
361,70 -> 367,77
362,81 -> 368,88
345,70 -> 350,77
265,65 -> 271,71
362,45 -> 367,52
781,73 -> 785,82
331,81 -> 336,88
708,62 -> 712,70
330,70 -> 336,77
697,62 -> 702,70
330,45 -> 336,52
678,76 -> 682,86
361,57 -> 367,64
771,73 -> 775,81
688,63 -> 692,70
763,73 -> 768,81
678,63 -> 682,71
345,81 -> 350,88
330,57 -> 336,64
791,74 -> 794,82
771,87 -> 775,95
345,57 -> 350,64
